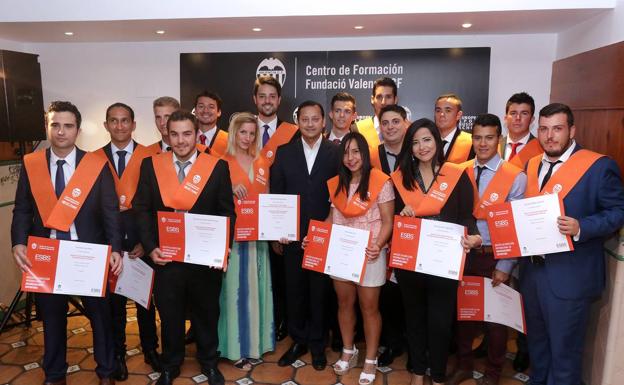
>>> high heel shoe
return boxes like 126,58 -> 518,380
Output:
333,346 -> 359,375
358,358 -> 377,385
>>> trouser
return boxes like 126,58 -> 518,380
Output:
110,292 -> 158,355
379,279 -> 406,352
269,245 -> 287,330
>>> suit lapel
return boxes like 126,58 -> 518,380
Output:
310,139 -> 331,177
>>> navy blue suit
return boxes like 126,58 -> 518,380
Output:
101,142 -> 159,357
270,137 -> 339,354
11,147 -> 121,382
520,146 -> 624,385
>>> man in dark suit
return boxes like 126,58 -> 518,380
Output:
520,103 -> 624,385
434,93 -> 475,163
133,110 -> 235,385
99,103 -> 161,380
12,101 -> 123,385
270,100 -> 340,370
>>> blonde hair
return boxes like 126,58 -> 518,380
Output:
227,112 -> 259,157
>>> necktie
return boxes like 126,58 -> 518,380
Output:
55,159 -> 71,240
199,134 -> 207,145
442,140 -> 449,155
509,142 -> 521,160
262,124 -> 270,147
116,150 -> 127,177
166,146 -> 171,152
332,138 -> 341,145
176,160 -> 191,183
475,166 -> 485,189
540,160 -> 561,191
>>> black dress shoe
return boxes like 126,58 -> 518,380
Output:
144,349 -> 162,372
378,347 -> 403,367
155,369 -> 179,385
278,343 -> 308,366
113,354 -> 128,381
275,321 -> 288,341
202,366 -> 225,385
185,327 -> 195,345
311,352 -> 327,371
513,351 -> 530,372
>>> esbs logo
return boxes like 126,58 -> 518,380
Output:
256,58 -> 286,87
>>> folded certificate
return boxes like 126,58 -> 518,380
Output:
389,215 -> 467,280
457,276 -> 527,334
109,252 -> 155,309
158,211 -> 230,269
22,236 -> 111,297
486,194 -> 573,259
302,220 -> 371,284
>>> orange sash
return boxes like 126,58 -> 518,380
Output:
356,118 -> 381,147
508,139 -> 544,169
370,144 -> 382,170
391,162 -> 465,216
462,160 -> 523,219
222,154 -> 270,196
210,130 -> 229,158
525,149 -> 603,199
328,168 -> 390,218
94,144 -> 159,211
446,131 -> 472,164
24,150 -> 107,231
260,122 -> 298,165
152,152 -> 219,211
146,142 -> 163,154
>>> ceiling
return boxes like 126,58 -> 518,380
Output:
0,1 -> 613,43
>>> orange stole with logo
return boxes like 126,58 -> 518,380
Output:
222,154 -> 270,196
328,168 -> 389,218
525,149 -> 603,199
152,152 -> 218,211
508,139 -> 544,169
260,122 -> 298,165
24,151 -> 107,231
391,162 -> 465,216
210,130 -> 229,158
462,160 -> 522,219
446,131 -> 472,164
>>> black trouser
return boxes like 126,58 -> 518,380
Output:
269,245 -> 287,329
110,292 -> 158,355
379,280 -> 406,351
283,242 -> 330,355
36,293 -> 115,382
395,269 -> 457,384
153,262 -> 223,372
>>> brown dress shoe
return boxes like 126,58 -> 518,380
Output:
98,378 -> 116,385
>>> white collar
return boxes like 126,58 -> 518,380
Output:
50,146 -> 77,168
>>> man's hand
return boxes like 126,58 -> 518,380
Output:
128,243 -> 144,259
557,215 -> 580,236
461,235 -> 482,253
271,241 -> 284,255
301,236 -> 309,250
110,252 -> 123,276
491,269 -> 509,287
12,244 -> 31,272
278,237 -> 291,245
150,248 -> 171,266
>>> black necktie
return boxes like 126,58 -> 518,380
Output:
55,159 -> 71,240
386,152 -> 398,170
166,146 -> 171,152
475,165 -> 485,189
116,150 -> 127,177
540,160 -> 562,191
262,124 -> 270,147
442,140 -> 449,155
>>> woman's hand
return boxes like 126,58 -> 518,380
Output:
232,184 -> 248,200
301,236 -> 309,250
400,204 -> 415,217
366,243 -> 381,261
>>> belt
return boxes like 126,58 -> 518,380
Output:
529,255 -> 545,266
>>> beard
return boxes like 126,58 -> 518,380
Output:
544,139 -> 572,158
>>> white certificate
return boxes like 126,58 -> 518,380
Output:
53,241 -> 110,297
258,194 -> 299,241
184,213 -> 229,267
483,278 -> 526,334
415,219 -> 466,280
324,224 -> 370,283
112,253 -> 154,309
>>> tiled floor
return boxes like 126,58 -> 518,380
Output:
0,305 -> 530,384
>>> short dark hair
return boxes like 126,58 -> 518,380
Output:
378,104 -> 407,121
254,75 -> 282,97
48,101 -> 82,128
296,100 -> 325,120
372,77 -> 398,97
506,92 -> 535,116
539,103 -> 574,126
194,91 -> 223,110
106,102 -> 134,121
435,93 -> 463,111
166,109 -> 198,132
330,92 -> 357,111
472,113 -> 502,136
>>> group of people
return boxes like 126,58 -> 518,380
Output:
10,75 -> 624,385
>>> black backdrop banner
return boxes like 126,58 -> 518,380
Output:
180,47 -> 490,131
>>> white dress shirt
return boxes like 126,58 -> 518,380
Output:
111,141 -> 134,173
49,147 -> 78,240
198,125 -> 217,145
257,117 -> 278,149
302,136 -> 322,174
172,150 -> 198,176
442,128 -> 457,156
504,132 -> 531,160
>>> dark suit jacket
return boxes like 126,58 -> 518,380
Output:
444,128 -> 476,161
270,137 -> 340,238
11,147 -> 122,252
377,144 -> 399,175
520,145 -> 624,299
132,151 -> 235,255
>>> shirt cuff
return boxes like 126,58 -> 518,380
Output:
573,228 -> 581,242
495,259 -> 516,274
